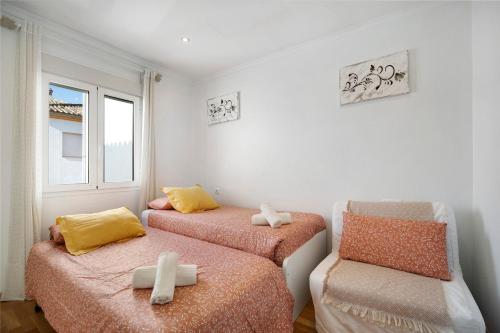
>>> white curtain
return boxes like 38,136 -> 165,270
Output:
1,21 -> 42,300
138,70 -> 157,212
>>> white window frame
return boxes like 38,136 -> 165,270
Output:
42,73 -> 141,193
97,87 -> 141,189
43,74 -> 97,192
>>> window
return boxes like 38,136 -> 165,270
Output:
43,74 -> 141,192
99,88 -> 140,187
46,79 -> 92,187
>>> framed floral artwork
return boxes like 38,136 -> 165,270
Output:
340,51 -> 409,105
207,92 -> 240,125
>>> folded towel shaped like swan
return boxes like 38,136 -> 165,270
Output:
133,264 -> 197,289
251,213 -> 292,226
150,252 -> 179,305
260,203 -> 283,228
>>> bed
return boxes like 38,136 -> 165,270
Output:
141,205 -> 327,319
26,227 -> 294,332
310,201 -> 486,333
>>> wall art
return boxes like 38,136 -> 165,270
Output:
340,50 -> 409,105
207,92 -> 239,125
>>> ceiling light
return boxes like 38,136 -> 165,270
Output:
181,36 -> 191,44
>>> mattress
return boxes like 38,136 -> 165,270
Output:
310,254 -> 486,333
144,206 -> 326,266
26,228 -> 294,333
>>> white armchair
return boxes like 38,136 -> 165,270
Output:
309,201 -> 485,333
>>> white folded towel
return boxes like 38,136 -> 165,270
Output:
251,212 -> 292,226
150,252 -> 179,305
133,264 -> 197,289
260,203 -> 282,228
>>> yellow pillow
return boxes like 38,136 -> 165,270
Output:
56,207 -> 146,256
162,185 -> 219,213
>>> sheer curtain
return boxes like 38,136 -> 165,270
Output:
1,21 -> 42,300
138,70 -> 157,212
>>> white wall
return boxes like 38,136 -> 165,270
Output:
154,76 -> 197,191
42,54 -> 142,97
193,2 -> 475,280
471,3 -> 500,332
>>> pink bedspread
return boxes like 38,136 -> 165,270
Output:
26,228 -> 293,333
148,206 -> 326,266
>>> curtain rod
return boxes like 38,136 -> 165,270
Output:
1,11 -> 165,82
0,15 -> 20,31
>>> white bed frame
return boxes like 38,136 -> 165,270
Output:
283,230 -> 327,319
141,210 -> 327,320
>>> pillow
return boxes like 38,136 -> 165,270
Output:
161,185 -> 219,214
339,212 -> 450,280
49,224 -> 65,245
56,207 -> 146,256
148,197 -> 173,210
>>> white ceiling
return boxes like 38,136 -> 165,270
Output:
5,0 -> 425,79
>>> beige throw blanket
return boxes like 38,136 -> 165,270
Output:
322,259 -> 452,333
348,201 -> 435,221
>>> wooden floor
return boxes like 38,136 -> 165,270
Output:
1,299 -> 316,333
293,301 -> 317,333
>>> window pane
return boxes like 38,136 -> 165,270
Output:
48,83 -> 88,185
104,96 -> 134,183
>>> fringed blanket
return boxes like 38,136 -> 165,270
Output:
322,259 -> 452,333
347,201 -> 435,221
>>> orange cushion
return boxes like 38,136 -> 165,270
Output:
49,224 -> 65,245
148,197 -> 173,210
339,212 -> 450,280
